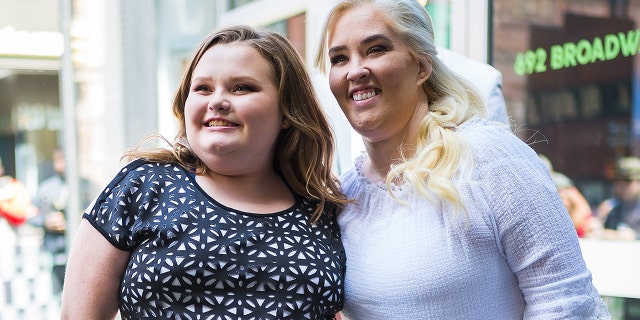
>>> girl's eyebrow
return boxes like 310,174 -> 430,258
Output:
191,75 -> 259,83
329,33 -> 392,55
191,76 -> 213,82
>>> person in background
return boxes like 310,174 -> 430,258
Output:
315,0 -> 610,319
437,47 -> 510,126
0,156 -> 35,228
595,156 -> 640,240
28,149 -> 70,296
61,25 -> 348,319
538,154 -> 596,238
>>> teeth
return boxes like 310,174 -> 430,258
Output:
353,90 -> 377,101
208,120 -> 236,127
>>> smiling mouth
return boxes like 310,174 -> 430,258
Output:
207,120 -> 238,127
352,89 -> 379,101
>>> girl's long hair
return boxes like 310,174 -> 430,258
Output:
127,25 -> 349,222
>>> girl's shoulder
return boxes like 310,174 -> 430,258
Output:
114,159 -> 192,183
96,159 -> 194,204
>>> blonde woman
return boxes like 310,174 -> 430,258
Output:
316,0 -> 610,319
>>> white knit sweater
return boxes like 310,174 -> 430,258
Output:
338,119 -> 610,320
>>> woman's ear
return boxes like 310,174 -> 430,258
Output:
281,119 -> 291,129
417,56 -> 432,86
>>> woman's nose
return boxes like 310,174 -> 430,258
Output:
346,62 -> 370,81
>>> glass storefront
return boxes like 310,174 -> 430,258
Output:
493,2 -> 640,318
0,2 -> 63,193
493,0 -> 639,207
227,0 -> 256,10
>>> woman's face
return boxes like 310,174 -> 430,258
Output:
327,5 -> 430,144
184,42 -> 283,175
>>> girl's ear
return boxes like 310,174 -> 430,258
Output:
281,119 -> 291,129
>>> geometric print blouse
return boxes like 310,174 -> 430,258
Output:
83,160 -> 345,320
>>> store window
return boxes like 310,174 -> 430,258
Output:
227,0 -> 255,10
425,0 -> 452,48
264,13 -> 306,59
493,2 -> 640,317
493,0 -> 639,208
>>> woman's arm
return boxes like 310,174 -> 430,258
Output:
466,123 -> 609,318
61,219 -> 130,320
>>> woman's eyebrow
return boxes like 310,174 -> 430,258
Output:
329,33 -> 392,55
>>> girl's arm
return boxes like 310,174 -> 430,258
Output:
61,219 -> 130,320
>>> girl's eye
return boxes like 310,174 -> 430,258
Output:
234,84 -> 254,92
329,55 -> 347,66
194,85 -> 210,92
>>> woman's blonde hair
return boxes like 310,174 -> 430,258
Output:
127,25 -> 349,222
315,0 -> 486,211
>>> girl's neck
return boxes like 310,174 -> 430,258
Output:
196,170 -> 294,213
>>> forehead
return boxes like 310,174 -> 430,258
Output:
200,42 -> 260,64
328,5 -> 395,45
193,42 -> 272,76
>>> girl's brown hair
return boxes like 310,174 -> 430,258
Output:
127,25 -> 349,222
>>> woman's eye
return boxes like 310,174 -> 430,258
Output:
329,55 -> 347,66
368,46 -> 387,55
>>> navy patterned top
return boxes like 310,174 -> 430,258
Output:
83,160 -> 345,320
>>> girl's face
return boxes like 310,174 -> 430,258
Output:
327,5 -> 430,144
184,42 -> 283,175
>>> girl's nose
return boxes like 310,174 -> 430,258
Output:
208,95 -> 231,111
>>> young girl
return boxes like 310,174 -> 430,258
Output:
62,25 -> 348,320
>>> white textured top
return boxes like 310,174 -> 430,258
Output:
339,119 -> 610,320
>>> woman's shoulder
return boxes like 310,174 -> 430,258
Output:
456,118 -> 512,139
455,118 -> 541,171
338,154 -> 374,195
457,118 -> 529,152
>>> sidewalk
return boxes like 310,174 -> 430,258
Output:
0,220 -> 61,320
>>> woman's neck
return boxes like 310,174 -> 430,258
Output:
362,137 -> 416,183
361,100 -> 429,182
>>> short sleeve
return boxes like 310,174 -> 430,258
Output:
83,159 -> 160,251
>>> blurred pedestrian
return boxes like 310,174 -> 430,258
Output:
29,148 -> 70,295
538,154 -> 596,238
595,156 -> 640,240
0,156 -> 35,228
437,47 -> 509,125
